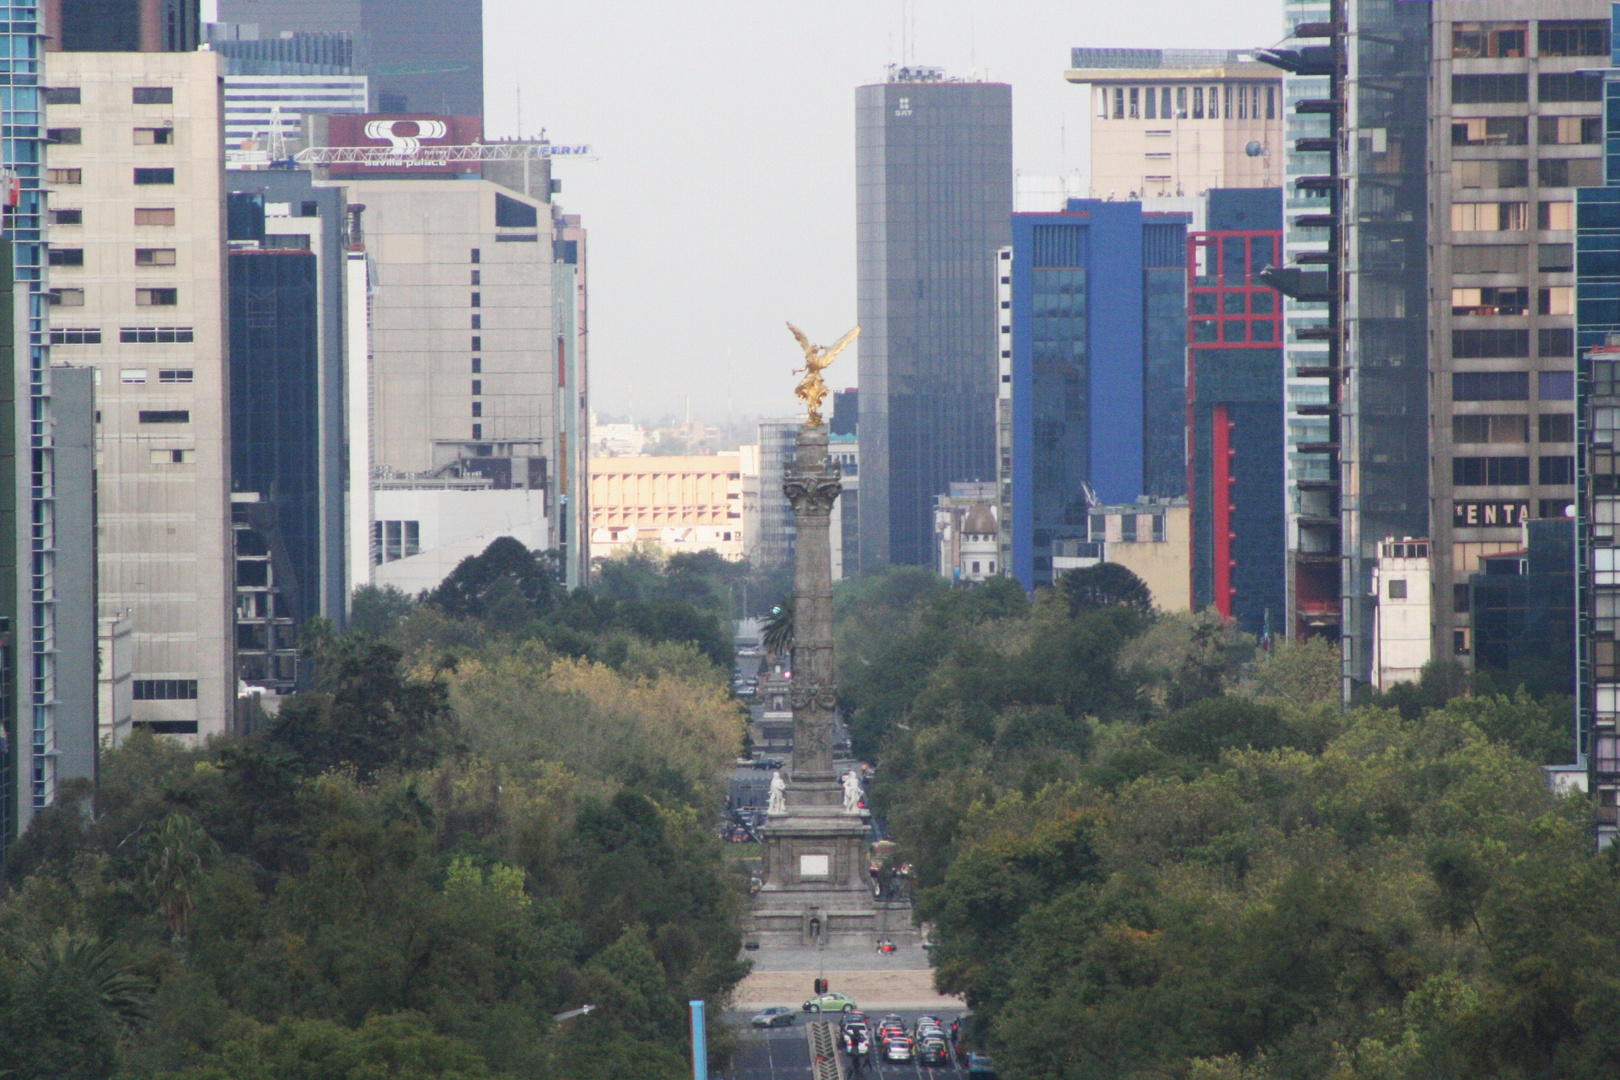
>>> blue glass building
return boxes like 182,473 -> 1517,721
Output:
1006,199 -> 1188,589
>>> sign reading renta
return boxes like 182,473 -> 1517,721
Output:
1453,501 -> 1531,528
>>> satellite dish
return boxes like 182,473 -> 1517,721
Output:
1245,140 -> 1265,158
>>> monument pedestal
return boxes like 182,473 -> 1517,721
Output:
748,421 -> 891,946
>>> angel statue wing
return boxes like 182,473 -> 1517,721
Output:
786,322 -> 814,362
819,325 -> 861,369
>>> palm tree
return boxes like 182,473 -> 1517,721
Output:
139,811 -> 215,944
762,598 -> 794,659
24,929 -> 152,1031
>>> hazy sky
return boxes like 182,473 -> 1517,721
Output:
482,0 -> 1285,423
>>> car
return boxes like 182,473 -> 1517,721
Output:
968,1051 -> 998,1080
918,1038 -> 951,1066
750,1006 -> 796,1028
885,1036 -> 915,1062
802,990 -> 858,1013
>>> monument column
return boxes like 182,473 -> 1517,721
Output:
784,425 -> 840,791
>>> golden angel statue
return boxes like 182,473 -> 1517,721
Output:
787,322 -> 860,428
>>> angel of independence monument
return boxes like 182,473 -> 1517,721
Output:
752,323 -> 906,946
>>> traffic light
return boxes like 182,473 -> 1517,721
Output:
813,978 -> 828,995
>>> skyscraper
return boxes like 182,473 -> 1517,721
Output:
1001,199 -> 1189,590
856,68 -> 1012,568
216,0 -> 482,117
1187,189 -> 1286,638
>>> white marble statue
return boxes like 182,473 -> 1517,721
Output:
842,770 -> 863,813
768,770 -> 787,815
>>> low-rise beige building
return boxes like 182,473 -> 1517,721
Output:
589,454 -> 745,561
1052,499 -> 1191,612
1067,48 -> 1283,200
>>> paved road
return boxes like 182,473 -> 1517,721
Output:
723,1010 -> 973,1080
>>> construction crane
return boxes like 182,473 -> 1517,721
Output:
292,142 -> 594,165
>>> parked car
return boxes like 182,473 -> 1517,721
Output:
802,990 -> 858,1013
751,1006 -> 796,1028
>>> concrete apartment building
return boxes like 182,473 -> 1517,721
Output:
1429,2 -> 1606,664
1066,48 -> 1284,201
588,454 -> 745,561
45,50 -> 234,737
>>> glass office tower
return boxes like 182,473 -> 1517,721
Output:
856,69 -> 1012,568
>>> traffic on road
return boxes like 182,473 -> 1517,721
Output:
724,1009 -> 994,1080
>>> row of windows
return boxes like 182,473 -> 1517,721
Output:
1451,286 -> 1573,317
1451,328 -> 1573,359
46,126 -> 172,146
1450,200 -> 1574,232
1453,370 -> 1574,400
1452,20 -> 1609,60
50,248 -> 177,269
45,86 -> 173,105
1454,413 -> 1574,443
1454,116 -> 1603,148
121,368 -> 193,384
44,280 -> 177,307
139,410 -> 189,424
51,207 -> 176,227
49,167 -> 174,186
373,520 -> 421,565
1451,72 -> 1603,104
49,327 -> 194,345
1452,243 -> 1572,274
1452,455 -> 1575,485
1099,83 -> 1276,121
133,678 -> 196,701
1452,157 -> 1600,189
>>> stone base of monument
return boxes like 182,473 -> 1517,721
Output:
750,780 -> 909,946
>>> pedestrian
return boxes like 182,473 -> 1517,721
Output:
950,1018 -> 961,1044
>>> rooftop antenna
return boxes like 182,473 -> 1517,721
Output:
516,80 -> 522,139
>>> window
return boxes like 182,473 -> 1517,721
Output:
470,292 -> 480,307
471,379 -> 482,395
45,127 -> 80,144
132,678 -> 197,700
1538,201 -> 1574,231
471,270 -> 480,285
1452,22 -> 1527,58
1453,456 -> 1530,485
471,336 -> 481,350
1451,202 -> 1527,231
133,127 -> 173,145
1540,116 -> 1602,145
1539,243 -> 1574,272
134,248 -> 176,266
372,520 -> 422,564
1455,584 -> 1471,614
1387,578 -> 1408,599
1113,86 -> 1124,119
1540,19 -> 1610,56
471,423 -> 483,440
1538,72 -> 1603,102
1539,370 -> 1575,400
133,168 -> 174,185
494,191 -> 539,228
1266,85 -> 1275,119
470,314 -> 481,329
149,449 -> 193,464
1541,499 -> 1574,519
49,209 -> 81,225
138,410 -> 189,424
49,288 -> 84,307
49,328 -> 100,345
1454,629 -> 1471,656
1452,158 -> 1527,188
1453,371 -> 1529,400
121,369 -> 147,383
134,207 -> 175,226
1453,414 -> 1528,443
136,288 -> 177,306
1452,74 -> 1528,104
1192,86 -> 1204,119
471,358 -> 481,373
1128,86 -> 1139,118
157,369 -> 193,385
471,401 -> 482,417
47,168 -> 81,184
1452,117 -> 1527,146
1538,158 -> 1602,188
1451,286 -> 1528,315
1145,86 -> 1157,119
48,248 -> 84,267
1161,87 -> 1172,118
1176,86 -> 1187,118
132,86 -> 173,104
120,327 -> 192,343
43,86 -> 80,105
1452,245 -> 1525,274
1540,456 -> 1575,484
1452,329 -> 1529,358
1540,413 -> 1575,442
470,248 -> 480,263
1539,328 -> 1574,357
1538,286 -> 1574,315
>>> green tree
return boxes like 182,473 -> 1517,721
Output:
1058,562 -> 1154,616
